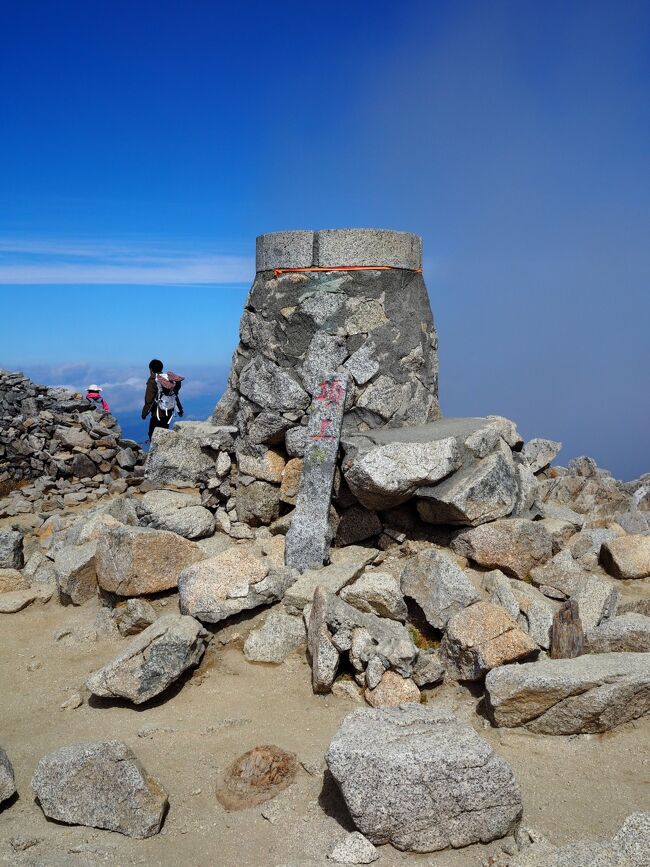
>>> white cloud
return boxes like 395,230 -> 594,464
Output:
0,237 -> 253,284
17,362 -> 229,413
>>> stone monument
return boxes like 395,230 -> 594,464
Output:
213,228 -> 440,455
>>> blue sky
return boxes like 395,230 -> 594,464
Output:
1,1 -> 648,478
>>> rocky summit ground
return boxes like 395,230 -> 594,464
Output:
1,589 -> 649,867
1,376 -> 650,866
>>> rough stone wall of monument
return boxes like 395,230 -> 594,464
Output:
213,267 -> 440,453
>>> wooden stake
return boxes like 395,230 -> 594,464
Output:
550,598 -> 584,659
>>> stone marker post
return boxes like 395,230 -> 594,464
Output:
285,373 -> 349,572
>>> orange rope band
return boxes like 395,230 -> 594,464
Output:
272,265 -> 422,277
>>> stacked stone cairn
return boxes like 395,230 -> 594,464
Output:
1,230 -> 649,860
0,369 -> 144,514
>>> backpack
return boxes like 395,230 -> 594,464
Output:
155,378 -> 177,421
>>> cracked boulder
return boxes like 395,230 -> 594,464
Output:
485,652 -> 650,733
32,741 -> 167,837
95,524 -> 204,596
86,613 -> 209,704
325,704 -> 522,852
441,601 -> 538,680
178,545 -> 297,623
417,444 -> 519,526
344,438 -> 461,510
145,421 -> 236,487
307,588 -> 418,694
400,548 -> 480,629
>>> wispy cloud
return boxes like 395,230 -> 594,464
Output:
17,362 -> 230,412
0,237 -> 253,284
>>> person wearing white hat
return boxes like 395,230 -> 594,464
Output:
86,384 -> 110,413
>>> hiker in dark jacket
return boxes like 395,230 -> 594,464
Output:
142,359 -> 184,441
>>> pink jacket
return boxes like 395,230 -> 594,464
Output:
86,391 -> 110,412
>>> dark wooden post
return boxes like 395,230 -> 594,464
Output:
550,598 -> 584,659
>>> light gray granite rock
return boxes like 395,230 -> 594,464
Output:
145,423 -> 235,487
325,704 -> 522,852
328,831 -> 379,864
521,438 -> 562,474
400,548 -> 480,629
0,530 -> 23,569
244,610 -> 306,663
571,574 -> 619,631
178,545 -> 297,624
417,446 -> 518,526
284,546 -> 377,612
31,740 -> 168,837
485,652 -> 650,733
340,571 -> 407,621
86,613 -> 209,704
584,613 -> 650,653
345,438 -> 461,511
54,541 -> 98,605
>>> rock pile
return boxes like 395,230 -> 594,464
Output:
0,369 -> 145,515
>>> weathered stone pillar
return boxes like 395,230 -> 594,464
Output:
213,229 -> 440,453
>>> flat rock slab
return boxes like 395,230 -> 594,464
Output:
31,741 -> 168,837
485,652 -> 650,734
284,546 -> 377,612
86,613 -> 209,704
0,748 -> 16,804
95,524 -> 204,596
285,374 -> 348,572
325,704 -> 522,852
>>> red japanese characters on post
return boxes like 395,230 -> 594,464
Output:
314,379 -> 344,408
310,418 -> 335,441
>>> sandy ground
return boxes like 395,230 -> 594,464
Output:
1,593 -> 649,867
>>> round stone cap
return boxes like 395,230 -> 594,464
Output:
255,228 -> 422,272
